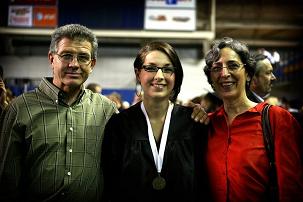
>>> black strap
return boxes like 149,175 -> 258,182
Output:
261,104 -> 278,202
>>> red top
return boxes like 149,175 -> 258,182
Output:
207,102 -> 303,202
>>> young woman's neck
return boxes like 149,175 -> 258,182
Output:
143,98 -> 170,119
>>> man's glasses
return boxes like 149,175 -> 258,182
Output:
142,65 -> 175,77
209,62 -> 245,73
56,53 -> 92,65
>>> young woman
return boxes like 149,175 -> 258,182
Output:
101,41 -> 210,202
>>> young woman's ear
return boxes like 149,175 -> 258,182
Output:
135,68 -> 141,82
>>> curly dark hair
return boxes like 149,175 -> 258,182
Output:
203,37 -> 256,92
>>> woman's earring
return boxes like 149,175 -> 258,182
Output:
136,82 -> 143,97
246,77 -> 251,87
211,83 -> 215,89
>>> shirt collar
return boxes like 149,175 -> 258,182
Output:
251,91 -> 264,102
211,102 -> 266,119
38,77 -> 85,105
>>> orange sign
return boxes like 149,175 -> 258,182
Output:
33,6 -> 57,27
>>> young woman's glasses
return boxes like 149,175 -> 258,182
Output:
56,53 -> 92,65
142,65 -> 175,77
210,62 -> 245,74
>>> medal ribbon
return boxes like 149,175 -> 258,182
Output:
141,101 -> 173,173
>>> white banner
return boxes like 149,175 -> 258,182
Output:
145,9 -> 195,31
8,5 -> 33,27
144,0 -> 196,31
146,0 -> 195,8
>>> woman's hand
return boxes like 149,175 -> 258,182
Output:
188,102 -> 210,125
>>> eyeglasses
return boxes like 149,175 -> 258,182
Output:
142,65 -> 175,77
209,62 -> 245,73
56,53 -> 92,65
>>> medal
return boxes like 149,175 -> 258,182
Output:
152,175 -> 166,190
141,102 -> 173,192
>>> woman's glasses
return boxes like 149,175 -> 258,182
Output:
209,61 -> 245,74
142,65 -> 175,77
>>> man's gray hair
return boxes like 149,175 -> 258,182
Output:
49,24 -> 98,59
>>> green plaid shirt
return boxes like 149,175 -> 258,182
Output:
0,77 -> 117,202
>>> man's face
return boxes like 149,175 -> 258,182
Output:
48,38 -> 96,92
252,58 -> 276,97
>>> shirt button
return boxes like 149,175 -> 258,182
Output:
67,171 -> 71,176
69,149 -> 72,153
69,127 -> 73,131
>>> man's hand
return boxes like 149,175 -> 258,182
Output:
188,102 -> 210,125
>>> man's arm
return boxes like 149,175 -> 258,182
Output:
0,104 -> 23,201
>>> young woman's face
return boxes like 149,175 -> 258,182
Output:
210,47 -> 248,101
136,50 -> 175,102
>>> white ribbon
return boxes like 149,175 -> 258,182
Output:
141,102 -> 174,173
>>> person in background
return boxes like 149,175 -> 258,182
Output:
203,37 -> 303,201
4,87 -> 15,104
280,96 -> 303,130
247,53 -> 276,103
265,95 -> 280,106
107,91 -> 124,111
102,41 -> 210,202
0,24 -> 118,201
132,91 -> 143,105
86,82 -> 102,93
0,65 -> 8,115
184,92 -> 222,113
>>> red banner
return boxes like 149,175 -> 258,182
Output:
33,6 -> 57,27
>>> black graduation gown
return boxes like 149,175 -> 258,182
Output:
101,102 -> 210,202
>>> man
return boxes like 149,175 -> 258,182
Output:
86,82 -> 102,94
247,53 -> 276,103
0,24 -> 118,201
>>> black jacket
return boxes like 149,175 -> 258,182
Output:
247,89 -> 263,103
101,102 -> 210,202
